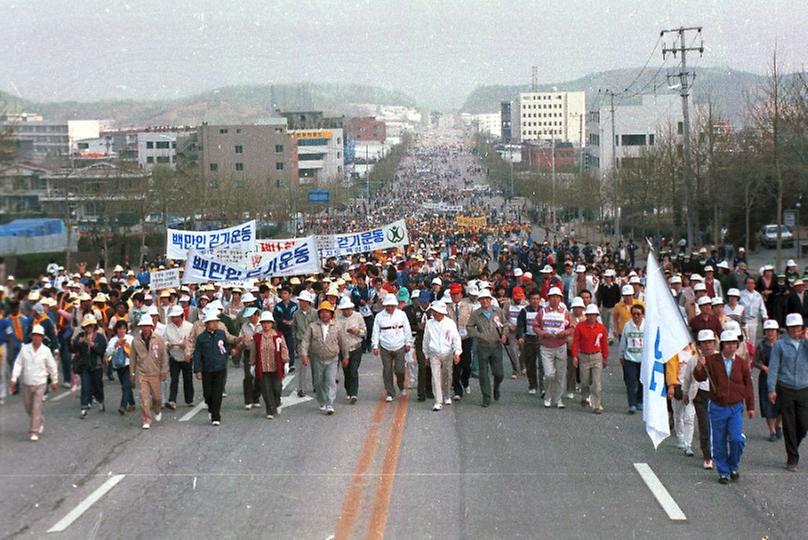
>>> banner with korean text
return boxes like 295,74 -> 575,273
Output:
149,268 -> 181,290
182,236 -> 320,283
317,219 -> 409,257
166,220 -> 256,260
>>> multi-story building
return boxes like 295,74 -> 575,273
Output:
199,120 -> 296,189
472,113 -> 502,139
137,131 -> 180,169
290,128 -> 344,185
586,93 -> 683,178
515,91 -> 585,145
1,113 -> 101,162
281,111 -> 343,130
521,141 -> 576,171
345,116 -> 386,143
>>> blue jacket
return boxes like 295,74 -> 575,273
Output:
273,301 -> 298,335
768,337 -> 808,392
193,329 -> 230,373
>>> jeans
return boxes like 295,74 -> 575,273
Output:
312,359 -> 338,407
343,347 -> 363,397
115,367 -> 135,408
58,337 -> 73,386
80,368 -> 104,409
708,401 -> 746,477
170,359 -> 195,405
283,332 -> 295,368
363,316 -> 374,352
622,360 -> 642,408
202,369 -> 226,422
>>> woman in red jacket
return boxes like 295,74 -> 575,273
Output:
250,312 -> 289,419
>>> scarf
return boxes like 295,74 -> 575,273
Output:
9,313 -> 24,341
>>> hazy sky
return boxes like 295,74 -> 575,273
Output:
1,0 -> 806,110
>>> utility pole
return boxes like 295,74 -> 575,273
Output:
662,26 -> 704,250
600,89 -> 620,240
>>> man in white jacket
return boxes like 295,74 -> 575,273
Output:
10,325 -> 58,441
422,301 -> 462,411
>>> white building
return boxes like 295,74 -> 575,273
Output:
0,113 -> 101,160
515,91 -> 585,145
586,93 -> 685,178
291,128 -> 344,185
472,113 -> 502,139
137,131 -> 179,169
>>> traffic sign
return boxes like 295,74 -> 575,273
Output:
308,189 -> 330,204
784,210 -> 796,228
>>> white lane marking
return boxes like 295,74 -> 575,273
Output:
178,401 -> 206,422
47,474 -> 126,533
49,391 -> 73,402
633,463 -> 687,521
279,394 -> 313,412
281,372 -> 294,391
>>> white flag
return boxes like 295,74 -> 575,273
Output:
640,250 -> 693,449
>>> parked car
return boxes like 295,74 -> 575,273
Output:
758,224 -> 794,248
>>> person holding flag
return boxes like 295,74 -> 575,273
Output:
694,330 -> 755,484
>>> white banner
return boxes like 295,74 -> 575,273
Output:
421,202 -> 464,213
149,268 -> 180,290
166,220 -> 256,260
182,236 -> 320,283
641,250 -> 693,449
319,219 -> 409,258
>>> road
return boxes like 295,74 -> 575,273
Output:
0,348 -> 804,539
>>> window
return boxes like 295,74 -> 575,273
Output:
275,144 -> 283,152
298,138 -> 328,146
146,141 -> 154,149
77,142 -> 89,149
235,145 -> 243,154
276,162 -> 284,170
209,163 -> 218,172
146,156 -> 154,164
276,179 -> 284,188
298,153 -> 325,161
219,128 -> 228,134
156,141 -> 170,149
621,134 -> 646,146
156,156 -> 170,163
236,128 -> 241,134
172,142 -> 177,149
649,134 -> 655,146
677,122 -> 684,135
235,162 -> 243,171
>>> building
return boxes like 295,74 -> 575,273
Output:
515,91 -> 585,145
501,101 -> 513,143
137,131 -> 179,169
346,116 -> 386,143
291,128 -> 344,185
521,141 -> 576,171
1,113 -> 102,163
281,111 -> 343,130
472,113 -> 502,139
0,163 -> 52,218
586,93 -> 683,178
199,121 -> 296,189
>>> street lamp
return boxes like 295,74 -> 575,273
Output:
796,200 -> 802,260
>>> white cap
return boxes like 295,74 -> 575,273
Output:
724,320 -> 742,335
541,265 -> 553,273
787,259 -> 797,267
523,272 -> 533,280
621,285 -> 634,296
467,286 -> 480,296
785,313 -> 804,327
208,299 -> 224,312
31,324 -> 45,336
629,276 -> 641,284
548,287 -> 562,297
514,268 -> 524,277
241,292 -> 256,303
429,300 -> 448,315
478,280 -> 491,289
604,269 -> 616,277
763,319 -> 780,331
382,295 -> 398,306
697,329 -> 716,342
431,277 -> 442,286
298,290 -> 314,304
203,311 -> 220,323
693,283 -> 707,292
575,265 -> 586,273
711,297 -> 724,306
717,261 -> 730,270
628,271 -> 638,278
727,288 -> 741,297
704,265 -> 714,272
697,296 -> 712,306
168,306 -> 184,317
670,275 -> 682,284
478,289 -> 493,300
138,317 -> 155,327
719,330 -> 739,342
584,304 -> 600,315
690,274 -> 703,282
147,305 -> 160,316
571,297 -> 585,309
259,311 -> 275,323
338,297 -> 355,310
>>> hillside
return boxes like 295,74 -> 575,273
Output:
461,66 -> 773,125
0,83 -> 417,126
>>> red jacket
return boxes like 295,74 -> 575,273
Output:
693,353 -> 755,410
252,332 -> 286,380
572,321 -> 609,360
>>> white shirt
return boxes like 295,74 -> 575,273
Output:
321,322 -> 331,341
11,343 -> 58,386
164,320 -> 193,361
372,309 -> 413,351
422,316 -> 462,358
739,289 -> 767,321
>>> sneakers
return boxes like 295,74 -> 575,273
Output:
593,407 -> 603,415
444,398 -> 452,405
212,420 -> 220,426
154,412 -> 162,422
433,403 -> 442,411
528,389 -> 537,395
675,440 -> 686,450
80,410 -> 88,419
453,395 -> 462,401
786,463 -> 799,472
30,433 -> 39,442
703,459 -> 713,470
245,404 -> 253,410
221,392 -> 227,397
142,423 -> 150,430
730,471 -> 739,481
61,382 -> 71,389
564,392 -> 574,399
385,396 -> 393,402
768,432 -> 778,442
544,399 -> 552,408
297,390 -> 305,398
627,406 -> 637,415
510,373 -> 518,379
718,476 -> 729,484
38,424 -> 44,435
127,404 -> 136,412
167,401 -> 177,410
684,447 -> 694,457
326,407 -> 335,415
464,386 -> 471,395
350,396 -> 358,404
266,414 -> 274,420
556,402 -> 565,409
319,405 -> 328,411
580,399 -> 590,408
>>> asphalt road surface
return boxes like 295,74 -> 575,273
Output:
0,347 -> 804,540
